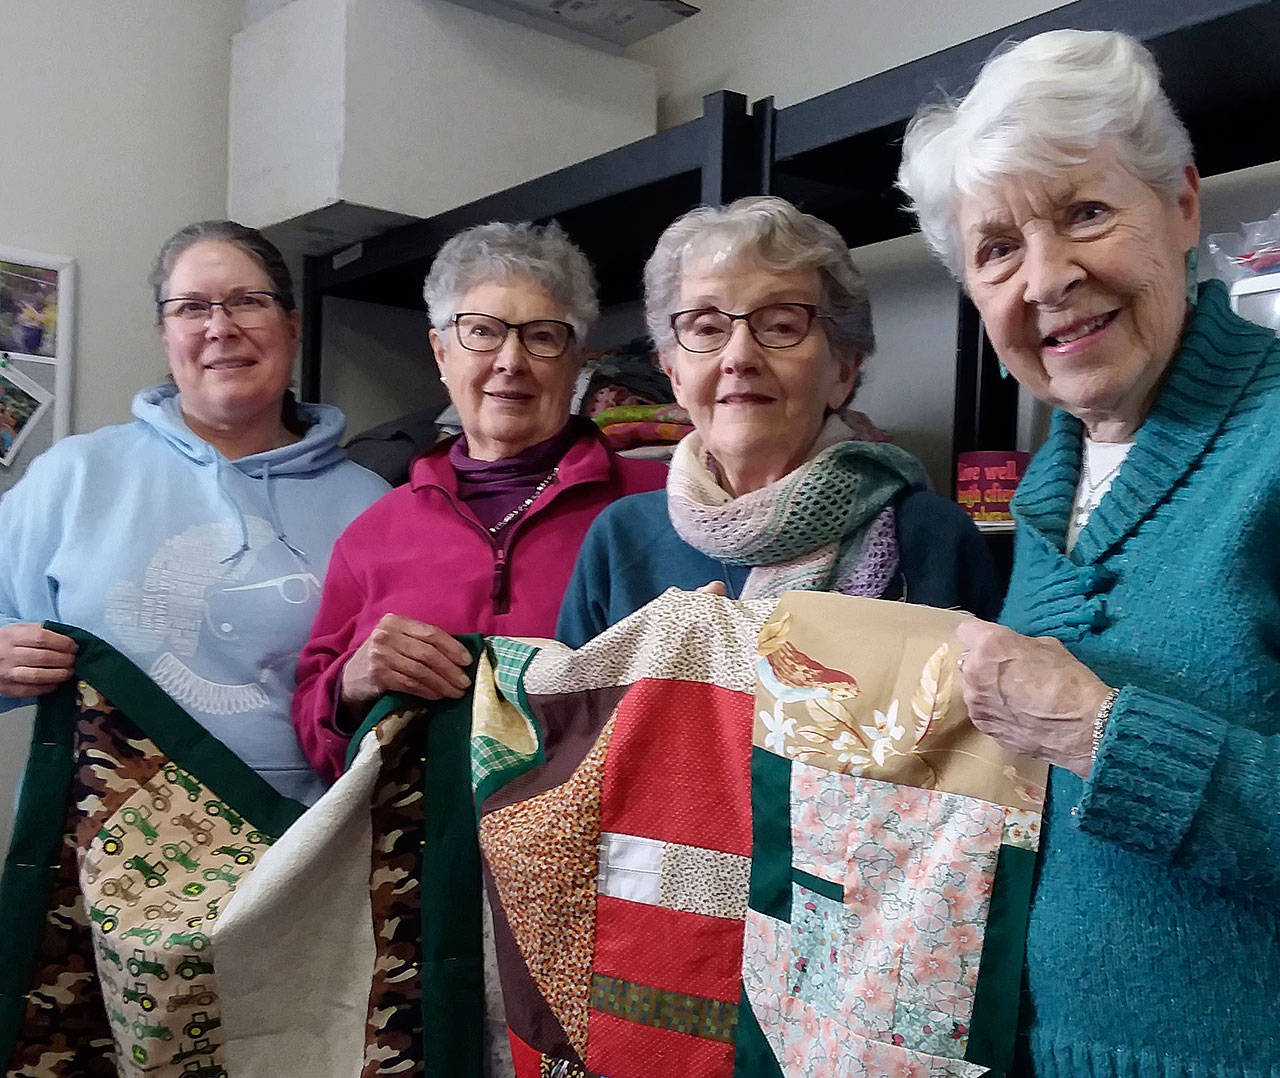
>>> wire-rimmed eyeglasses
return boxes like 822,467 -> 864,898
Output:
670,302 -> 826,353
449,312 -> 576,359
158,291 -> 285,328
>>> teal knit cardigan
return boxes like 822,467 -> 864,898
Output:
1002,281 -> 1280,1078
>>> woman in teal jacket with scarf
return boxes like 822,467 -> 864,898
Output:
557,195 -> 1001,647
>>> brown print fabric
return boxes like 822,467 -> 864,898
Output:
6,681 -> 163,1076
479,712 -> 614,1059
70,683 -> 170,850
11,682 -> 250,1077
5,801 -> 116,1076
362,707 -> 428,1078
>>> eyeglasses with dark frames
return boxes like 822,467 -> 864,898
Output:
449,312 -> 575,359
159,290 -> 285,328
670,302 -> 827,353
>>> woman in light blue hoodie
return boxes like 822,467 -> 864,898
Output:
0,221 -> 387,804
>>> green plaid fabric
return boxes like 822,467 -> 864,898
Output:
489,638 -> 539,704
590,973 -> 737,1044
471,734 -> 533,791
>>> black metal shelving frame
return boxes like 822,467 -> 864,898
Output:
302,0 -> 1280,482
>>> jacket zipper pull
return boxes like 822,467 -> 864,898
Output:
491,548 -> 510,615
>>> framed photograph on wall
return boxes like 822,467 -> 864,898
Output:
0,362 -> 53,468
0,245 -> 75,492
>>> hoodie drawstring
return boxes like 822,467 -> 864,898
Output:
261,460 -> 309,562
216,458 -> 252,564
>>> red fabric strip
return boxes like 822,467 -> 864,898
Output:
584,1008 -> 734,1078
599,679 -> 753,854
593,893 -> 744,1002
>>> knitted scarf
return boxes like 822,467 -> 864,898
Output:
667,414 -> 928,600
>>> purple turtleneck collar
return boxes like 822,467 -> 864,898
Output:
449,418 -> 589,532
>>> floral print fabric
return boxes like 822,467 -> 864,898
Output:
781,763 -> 1002,1057
741,592 -> 1046,1076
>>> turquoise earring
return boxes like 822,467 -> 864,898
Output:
997,359 -> 1010,379
1185,247 -> 1199,307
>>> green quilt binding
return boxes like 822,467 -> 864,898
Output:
0,678 -> 77,1067
0,623 -> 308,1068
341,637 -> 486,1078
963,842 -> 1036,1076
419,635 -> 484,1078
734,746 -> 793,1077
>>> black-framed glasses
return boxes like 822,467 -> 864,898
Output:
449,312 -> 575,359
670,302 -> 825,353
159,291 -> 285,327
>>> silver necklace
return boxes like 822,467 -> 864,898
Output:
488,467 -> 559,536
1073,446 -> 1127,533
1080,451 -> 1126,495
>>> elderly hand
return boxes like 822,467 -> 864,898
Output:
340,614 -> 472,716
955,618 -> 1111,778
0,623 -> 77,699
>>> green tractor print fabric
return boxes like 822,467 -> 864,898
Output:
0,624 -> 483,1078
0,625 -> 304,1077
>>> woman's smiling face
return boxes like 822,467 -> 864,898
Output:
660,256 -> 857,495
429,276 -> 581,461
957,144 -> 1200,440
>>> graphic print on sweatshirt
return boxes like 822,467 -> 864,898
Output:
103,516 -> 320,717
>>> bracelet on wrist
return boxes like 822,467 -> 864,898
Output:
1090,687 -> 1121,763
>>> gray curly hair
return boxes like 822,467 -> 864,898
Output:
423,220 -> 599,342
898,29 -> 1194,278
642,196 -> 875,362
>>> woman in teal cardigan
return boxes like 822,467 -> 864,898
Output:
899,28 -> 1279,1078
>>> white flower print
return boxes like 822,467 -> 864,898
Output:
860,698 -> 905,766
760,705 -> 797,755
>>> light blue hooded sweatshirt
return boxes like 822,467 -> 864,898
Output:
0,384 -> 388,804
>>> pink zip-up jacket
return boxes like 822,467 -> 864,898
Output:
292,428 -> 666,783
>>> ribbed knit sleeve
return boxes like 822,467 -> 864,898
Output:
1075,685 -> 1280,900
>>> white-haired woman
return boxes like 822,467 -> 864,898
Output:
899,28 -> 1280,1075
293,221 -> 666,783
557,195 -> 1000,646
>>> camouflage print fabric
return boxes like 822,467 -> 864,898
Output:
362,706 -> 428,1077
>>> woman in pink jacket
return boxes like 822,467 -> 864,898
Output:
293,222 -> 666,783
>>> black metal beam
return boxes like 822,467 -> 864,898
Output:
775,0 -> 1274,161
771,0 -> 1280,250
300,254 -> 323,403
952,292 -> 1020,482
699,91 -> 759,206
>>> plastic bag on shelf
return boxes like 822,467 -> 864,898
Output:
1207,208 -> 1280,281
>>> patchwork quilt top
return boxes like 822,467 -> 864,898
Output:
0,590 -> 1045,1077
471,590 -> 1046,1078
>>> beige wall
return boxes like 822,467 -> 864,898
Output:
0,0 -> 242,855
0,2 -> 242,433
627,0 -> 1074,127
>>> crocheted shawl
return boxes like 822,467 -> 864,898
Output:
666,414 -> 928,599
